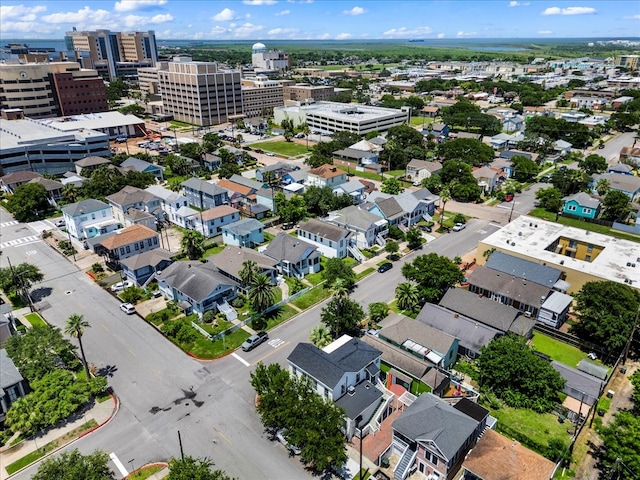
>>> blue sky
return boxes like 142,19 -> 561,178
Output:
1,0 -> 639,40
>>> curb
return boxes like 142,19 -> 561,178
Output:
125,462 -> 169,479
5,392 -> 120,479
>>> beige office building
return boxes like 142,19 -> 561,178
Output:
158,57 -> 243,127
241,76 -> 283,118
281,81 -> 348,103
615,55 -> 639,71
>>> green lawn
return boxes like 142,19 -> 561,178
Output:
24,312 -> 47,327
531,332 -> 590,367
250,140 -> 309,157
127,465 -> 165,480
290,286 -> 331,310
262,304 -> 298,330
528,208 -> 640,243
190,328 -> 250,358
410,116 -> 435,127
356,267 -> 375,280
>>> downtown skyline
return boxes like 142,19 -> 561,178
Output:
1,0 -> 639,41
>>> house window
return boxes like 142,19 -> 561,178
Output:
569,240 -> 577,248
120,247 -> 125,255
154,237 -> 158,245
356,372 -> 360,383
102,210 -> 106,217
8,386 -> 18,402
126,246 -> 131,253
567,205 -> 576,211
135,243 -> 139,250
147,239 -> 152,247
587,244 -> 594,253
585,255 -> 591,262
140,241 -> 144,249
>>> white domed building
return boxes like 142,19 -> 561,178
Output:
251,42 -> 290,71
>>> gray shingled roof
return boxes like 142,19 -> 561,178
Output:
439,288 -> 535,336
563,192 -> 601,209
287,338 -> 381,389
551,361 -> 603,405
467,266 -> 552,310
62,199 -> 110,216
577,360 -> 608,380
121,156 -> 158,172
74,156 -> 111,167
222,218 -> 263,235
262,232 -> 319,264
334,379 -> 383,419
157,261 -> 237,303
182,177 -> 228,197
1,349 -> 24,390
207,245 -> 277,279
229,174 -> 264,191
378,316 -> 456,357
106,185 -> 158,207
328,205 -> 387,231
298,218 -> 350,243
485,251 -> 562,288
372,197 -> 405,220
392,392 -> 479,460
120,248 -> 173,271
361,335 -> 432,379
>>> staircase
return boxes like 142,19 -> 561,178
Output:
394,446 -> 417,480
217,299 -> 237,321
375,233 -> 386,247
348,244 -> 365,263
397,222 -> 408,233
141,271 -> 157,288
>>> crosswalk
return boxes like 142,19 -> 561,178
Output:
268,338 -> 286,348
0,220 -> 18,228
0,235 -> 42,249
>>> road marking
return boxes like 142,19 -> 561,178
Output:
268,338 -> 285,348
26,250 -> 37,256
101,324 -> 109,332
489,223 -> 502,228
128,348 -> 137,357
231,352 -> 250,367
0,235 -> 41,249
0,221 -> 18,228
253,341 -> 290,366
109,452 -> 129,477
476,229 -> 487,234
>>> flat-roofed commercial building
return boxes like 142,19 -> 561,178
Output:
273,101 -> 410,135
280,81 -> 349,103
0,111 -> 109,175
476,215 -> 640,293
241,76 -> 283,118
138,61 -> 169,97
158,57 -> 243,127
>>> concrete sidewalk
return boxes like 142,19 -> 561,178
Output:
0,395 -> 118,479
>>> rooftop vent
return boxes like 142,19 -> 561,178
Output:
347,385 -> 356,395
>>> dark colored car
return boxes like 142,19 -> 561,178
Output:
378,262 -> 393,273
539,175 -> 552,183
281,222 -> 295,230
241,331 -> 269,352
419,225 -> 432,233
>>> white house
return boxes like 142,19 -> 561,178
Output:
325,205 -> 389,249
191,205 -> 241,238
145,185 -> 189,226
307,164 -> 347,188
62,199 -> 120,240
297,218 -> 352,259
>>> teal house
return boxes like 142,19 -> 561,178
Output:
562,192 -> 601,219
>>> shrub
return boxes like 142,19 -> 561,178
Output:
176,324 -> 197,344
232,295 -> 246,308
120,286 -> 144,304
453,214 -> 466,224
202,310 -> 216,323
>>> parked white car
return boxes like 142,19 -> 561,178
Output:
276,429 -> 301,455
452,223 -> 466,232
110,280 -> 133,292
120,303 -> 136,315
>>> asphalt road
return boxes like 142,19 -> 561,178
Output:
598,131 -> 636,166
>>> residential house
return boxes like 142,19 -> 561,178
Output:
191,205 -> 240,238
307,164 -> 347,188
421,105 -> 440,118
207,245 -> 278,288
416,303 -> 500,359
390,393 -> 486,480
95,224 -> 160,268
619,147 -> 640,165
553,139 -> 573,156
0,171 -> 42,194
325,205 -> 389,249
182,177 -> 230,210
255,162 -> 300,183
62,199 -> 120,240
221,218 -> 264,247
281,167 -> 309,187
216,145 -> 244,164
74,156 -> 111,175
396,188 -> 439,224
607,163 -> 634,176
261,232 -> 321,278
503,115 -> 525,133
332,179 -> 367,204
123,207 -> 157,231
120,248 -> 174,287
203,153 -> 221,171
364,195 -> 407,227
28,177 -> 63,206
472,166 -> 501,195
537,291 -> 573,328
255,188 -> 277,215
120,156 -> 164,181
491,158 -> 514,179
591,173 -> 640,201
106,186 -> 162,226
60,172 -> 88,189
562,192 -> 601,219
217,178 -> 256,209
228,174 -> 265,192
0,349 -> 27,425
297,218 -> 353,259
429,122 -> 450,142
405,159 -> 442,184
489,132 -> 522,150
287,336 -> 382,402
551,361 -> 604,408
377,315 -> 459,369
145,185 -> 189,227
439,288 -> 536,338
333,139 -> 383,172
484,251 -> 565,290
156,261 -> 239,318
462,429 -> 557,480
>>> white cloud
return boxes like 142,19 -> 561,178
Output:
288,0 -> 313,3
508,1 -> 530,6
383,26 -> 433,38
114,0 -> 168,12
267,27 -> 298,35
123,13 -> 174,27
213,8 -> 236,21
275,9 -> 290,15
335,33 -> 352,40
437,33 -> 446,39
209,26 -> 227,36
232,22 -> 264,37
542,6 -> 596,15
457,30 -> 477,37
41,6 -> 112,24
538,30 -> 553,34
243,0 -> 277,5
623,14 -> 640,19
316,32 -> 331,39
343,6 -> 365,15
0,4 -> 46,20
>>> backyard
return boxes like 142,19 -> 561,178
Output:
531,332 -> 601,368
249,140 -> 309,157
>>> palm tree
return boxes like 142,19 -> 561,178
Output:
180,231 -> 205,260
62,184 -> 81,203
65,313 -> 91,379
439,184 -> 452,229
239,260 -> 259,287
331,278 -> 349,298
248,273 -> 276,313
301,122 -> 311,150
309,325 -> 332,349
595,178 -> 611,196
396,282 -> 420,312
167,177 -> 183,192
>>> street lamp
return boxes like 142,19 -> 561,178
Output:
128,458 -> 136,477
355,415 -> 363,480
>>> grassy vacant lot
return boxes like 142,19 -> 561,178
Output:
291,286 -> 331,310
528,208 -> 640,242
250,140 -> 309,157
531,332 -> 590,367
24,312 -> 47,327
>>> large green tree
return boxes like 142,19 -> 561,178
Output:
478,335 -> 565,412
31,449 -> 115,480
0,262 -> 44,301
570,280 -> 640,356
65,314 -> 91,380
441,138 -> 495,166
321,257 -> 356,290
601,190 -> 632,221
5,183 -> 50,222
578,154 -> 608,175
597,411 -> 640,478
274,192 -> 307,223
167,456 -> 233,480
401,253 -> 464,303
535,187 -> 564,213
380,177 -> 402,195
550,168 -> 590,196
511,155 -> 539,182
320,295 -> 365,338
395,282 -> 420,312
303,186 -> 353,216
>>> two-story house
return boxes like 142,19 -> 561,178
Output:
28,177 -> 64,206
182,178 -> 230,210
191,205 -> 241,238
62,199 -> 120,240
106,186 -> 162,226
217,178 -> 256,209
256,162 -> 300,183
307,165 -> 347,188
364,195 -> 407,227
221,218 -> 264,248
0,171 -> 42,194
74,156 -> 111,176
297,218 -> 353,259
96,224 -> 160,268
145,185 -> 190,226
591,173 -> 640,202
207,246 -> 278,290
261,232 -> 321,279
332,180 -> 367,204
325,205 -> 389,249
120,248 -> 174,287
405,160 -> 443,184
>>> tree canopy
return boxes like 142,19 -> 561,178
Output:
578,154 -> 608,175
525,116 -> 593,149
441,138 -> 495,166
31,449 -> 115,480
321,257 -> 356,290
478,335 -> 565,412
601,190 -> 632,221
320,294 -> 365,339
401,253 -> 464,304
5,183 -> 50,222
441,100 -> 501,136
570,280 -> 640,357
510,155 -> 540,182
167,456 -> 233,480
303,186 -> 353,216
535,187 -> 564,213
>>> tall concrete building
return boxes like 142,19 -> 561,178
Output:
65,29 -> 158,80
158,56 -> 243,127
0,61 -> 106,118
615,55 -> 639,71
251,43 -> 290,71
241,75 -> 283,118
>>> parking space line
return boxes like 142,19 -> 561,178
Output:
231,352 -> 250,367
